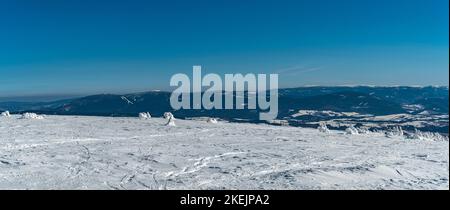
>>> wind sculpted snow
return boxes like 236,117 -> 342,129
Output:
0,115 -> 448,189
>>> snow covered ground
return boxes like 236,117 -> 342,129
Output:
0,115 -> 448,190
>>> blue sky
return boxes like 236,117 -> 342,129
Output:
0,0 -> 448,97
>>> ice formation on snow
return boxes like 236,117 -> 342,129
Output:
164,112 -> 176,126
345,125 -> 359,135
317,122 -> 330,133
20,113 -> 44,120
356,126 -> 371,134
1,111 -> 10,117
166,118 -> 176,126
386,126 -> 404,138
164,112 -> 174,120
207,118 -> 218,124
139,112 -> 151,119
408,129 -> 449,141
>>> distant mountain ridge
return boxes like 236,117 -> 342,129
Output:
1,86 -> 448,133
279,86 -> 448,104
1,86 -> 448,119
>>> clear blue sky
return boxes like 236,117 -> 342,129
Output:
0,0 -> 448,97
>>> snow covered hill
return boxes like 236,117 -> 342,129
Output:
0,115 -> 448,190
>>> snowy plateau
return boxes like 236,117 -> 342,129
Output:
0,115 -> 448,190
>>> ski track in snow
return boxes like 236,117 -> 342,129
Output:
0,115 -> 448,190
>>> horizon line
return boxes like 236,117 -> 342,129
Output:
0,84 -> 448,103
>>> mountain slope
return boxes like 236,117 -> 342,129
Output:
279,91 -> 405,116
279,86 -> 449,104
1,87 -> 447,126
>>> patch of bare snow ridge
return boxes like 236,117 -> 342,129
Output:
0,115 -> 448,190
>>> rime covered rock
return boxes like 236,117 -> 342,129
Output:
207,118 -> 218,124
1,111 -> 11,117
20,113 -> 44,120
386,126 -> 404,138
356,126 -> 371,134
345,125 -> 359,135
317,122 -> 330,133
164,112 -> 176,126
139,112 -> 151,119
408,129 -> 449,141
164,112 -> 174,120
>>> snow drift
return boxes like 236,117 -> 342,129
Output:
345,125 -> 359,135
164,112 -> 176,126
207,118 -> 218,124
0,115 -> 447,190
317,122 -> 330,133
408,129 -> 449,141
20,113 -> 44,119
139,112 -> 151,119
1,111 -> 10,117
